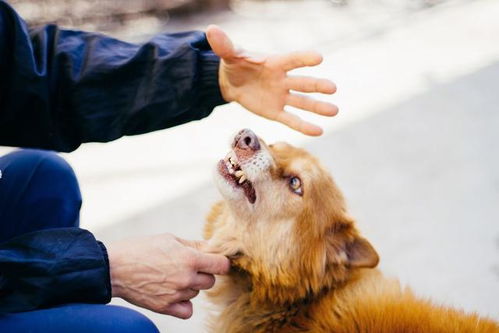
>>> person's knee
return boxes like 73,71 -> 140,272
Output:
14,149 -> 78,186
1,149 -> 77,184
9,149 -> 81,204
0,149 -> 82,236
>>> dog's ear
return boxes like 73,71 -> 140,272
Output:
345,236 -> 379,268
325,215 -> 379,269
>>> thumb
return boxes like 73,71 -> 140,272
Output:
176,238 -> 209,252
206,25 -> 237,60
176,238 -> 230,274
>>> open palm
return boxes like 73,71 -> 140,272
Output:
206,25 -> 338,136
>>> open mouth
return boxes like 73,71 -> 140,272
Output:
218,153 -> 257,204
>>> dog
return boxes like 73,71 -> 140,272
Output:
203,128 -> 499,333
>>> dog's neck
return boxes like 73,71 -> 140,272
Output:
207,260 -> 367,333
229,255 -> 342,304
209,267 -> 499,333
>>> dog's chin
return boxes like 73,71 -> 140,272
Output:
213,171 -> 245,203
214,160 -> 257,205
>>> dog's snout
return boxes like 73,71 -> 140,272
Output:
234,129 -> 260,151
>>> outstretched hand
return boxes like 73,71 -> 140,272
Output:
206,25 -> 338,136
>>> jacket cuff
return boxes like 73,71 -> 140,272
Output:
0,228 -> 112,313
97,241 -> 112,301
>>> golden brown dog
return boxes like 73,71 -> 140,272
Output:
203,129 -> 499,333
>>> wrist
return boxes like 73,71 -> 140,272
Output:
107,244 -> 126,298
218,61 -> 235,103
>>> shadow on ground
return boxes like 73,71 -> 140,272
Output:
96,61 -> 499,329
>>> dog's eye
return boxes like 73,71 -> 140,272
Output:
289,176 -> 303,195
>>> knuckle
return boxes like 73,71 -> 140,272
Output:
182,249 -> 199,269
171,291 -> 183,302
178,278 -> 192,289
159,304 -> 172,314
186,255 -> 197,269
173,291 -> 187,303
307,99 -> 315,110
312,103 -> 318,113
158,301 -> 174,314
197,274 -> 215,289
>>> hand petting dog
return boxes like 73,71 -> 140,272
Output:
107,234 -> 229,319
207,25 -> 338,136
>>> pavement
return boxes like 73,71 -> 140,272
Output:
2,0 -> 499,331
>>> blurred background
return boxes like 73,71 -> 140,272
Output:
3,0 -> 499,331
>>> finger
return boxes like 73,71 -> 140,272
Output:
278,51 -> 323,71
286,93 -> 339,117
176,238 -> 230,274
275,111 -> 323,136
206,25 -> 237,60
174,289 -> 200,302
194,252 -> 231,275
286,76 -> 337,94
164,301 -> 193,320
191,272 -> 216,290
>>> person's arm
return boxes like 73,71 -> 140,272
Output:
0,229 -> 229,317
0,228 -> 111,313
0,1 -> 225,152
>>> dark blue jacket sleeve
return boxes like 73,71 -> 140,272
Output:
0,229 -> 111,313
0,1 -> 226,313
0,1 -> 226,152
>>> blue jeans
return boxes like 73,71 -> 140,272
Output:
0,150 -> 159,332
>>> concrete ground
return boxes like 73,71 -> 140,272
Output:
2,0 -> 499,331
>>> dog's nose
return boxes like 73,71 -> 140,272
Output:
234,129 -> 260,151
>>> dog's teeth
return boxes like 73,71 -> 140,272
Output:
230,157 -> 237,166
238,175 -> 246,184
235,170 -> 244,178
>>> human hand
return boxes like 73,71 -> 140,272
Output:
206,25 -> 338,136
106,233 -> 230,319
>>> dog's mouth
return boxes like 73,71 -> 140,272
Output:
218,152 -> 257,204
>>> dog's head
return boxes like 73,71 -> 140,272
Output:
207,129 -> 379,304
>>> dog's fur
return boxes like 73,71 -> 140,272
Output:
204,131 -> 499,333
